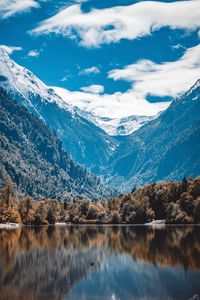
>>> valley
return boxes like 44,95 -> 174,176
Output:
0,49 -> 199,197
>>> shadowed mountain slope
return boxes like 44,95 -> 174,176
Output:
0,87 -> 112,199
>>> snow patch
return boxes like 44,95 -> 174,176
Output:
74,106 -> 157,136
0,48 -> 74,114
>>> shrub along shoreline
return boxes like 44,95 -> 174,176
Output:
0,176 -> 200,225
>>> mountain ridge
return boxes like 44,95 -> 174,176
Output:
0,49 -> 118,174
0,87 -> 112,199
105,79 -> 200,191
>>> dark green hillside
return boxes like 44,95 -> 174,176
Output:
0,87 -> 111,199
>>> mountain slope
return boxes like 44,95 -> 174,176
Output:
0,49 -> 117,174
74,106 -> 156,136
0,87 -> 112,199
106,80 -> 200,191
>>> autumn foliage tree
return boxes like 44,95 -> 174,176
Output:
0,176 -> 200,225
0,178 -> 21,223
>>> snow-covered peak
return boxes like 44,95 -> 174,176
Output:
175,79 -> 200,103
186,79 -> 200,97
74,106 -> 156,136
98,114 -> 157,136
0,48 -> 73,112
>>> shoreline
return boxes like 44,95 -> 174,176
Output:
0,222 -> 200,229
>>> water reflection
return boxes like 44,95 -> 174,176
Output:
0,226 -> 200,300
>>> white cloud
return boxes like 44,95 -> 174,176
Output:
0,44 -> 23,54
51,44 -> 200,119
0,0 -> 40,19
80,84 -> 104,94
27,49 -> 40,57
31,1 -> 200,47
108,44 -> 200,98
79,66 -> 100,75
52,86 -> 169,119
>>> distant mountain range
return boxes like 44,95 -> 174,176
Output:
74,106 -> 156,136
0,49 -> 199,196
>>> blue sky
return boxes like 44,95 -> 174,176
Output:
0,0 -> 200,118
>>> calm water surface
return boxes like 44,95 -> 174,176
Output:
0,225 -> 200,300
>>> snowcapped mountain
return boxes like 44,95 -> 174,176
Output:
0,49 -> 117,174
0,48 -> 155,138
1,49 -> 199,194
0,48 -> 73,116
74,107 -> 156,136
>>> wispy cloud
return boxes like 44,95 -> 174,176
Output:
74,0 -> 88,3
31,0 -> 200,47
171,44 -> 185,51
108,44 -> 200,98
80,84 -> 104,94
27,49 -> 40,57
79,66 -> 100,75
60,74 -> 71,82
0,44 -> 23,54
0,0 -> 40,19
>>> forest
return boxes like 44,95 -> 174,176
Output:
0,176 -> 200,225
0,87 -> 111,200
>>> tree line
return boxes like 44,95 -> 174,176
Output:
0,176 -> 200,225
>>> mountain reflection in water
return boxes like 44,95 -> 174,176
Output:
0,225 -> 200,300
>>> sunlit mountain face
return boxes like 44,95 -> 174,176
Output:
0,0 -> 199,133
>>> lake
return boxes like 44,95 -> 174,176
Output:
0,225 -> 200,300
